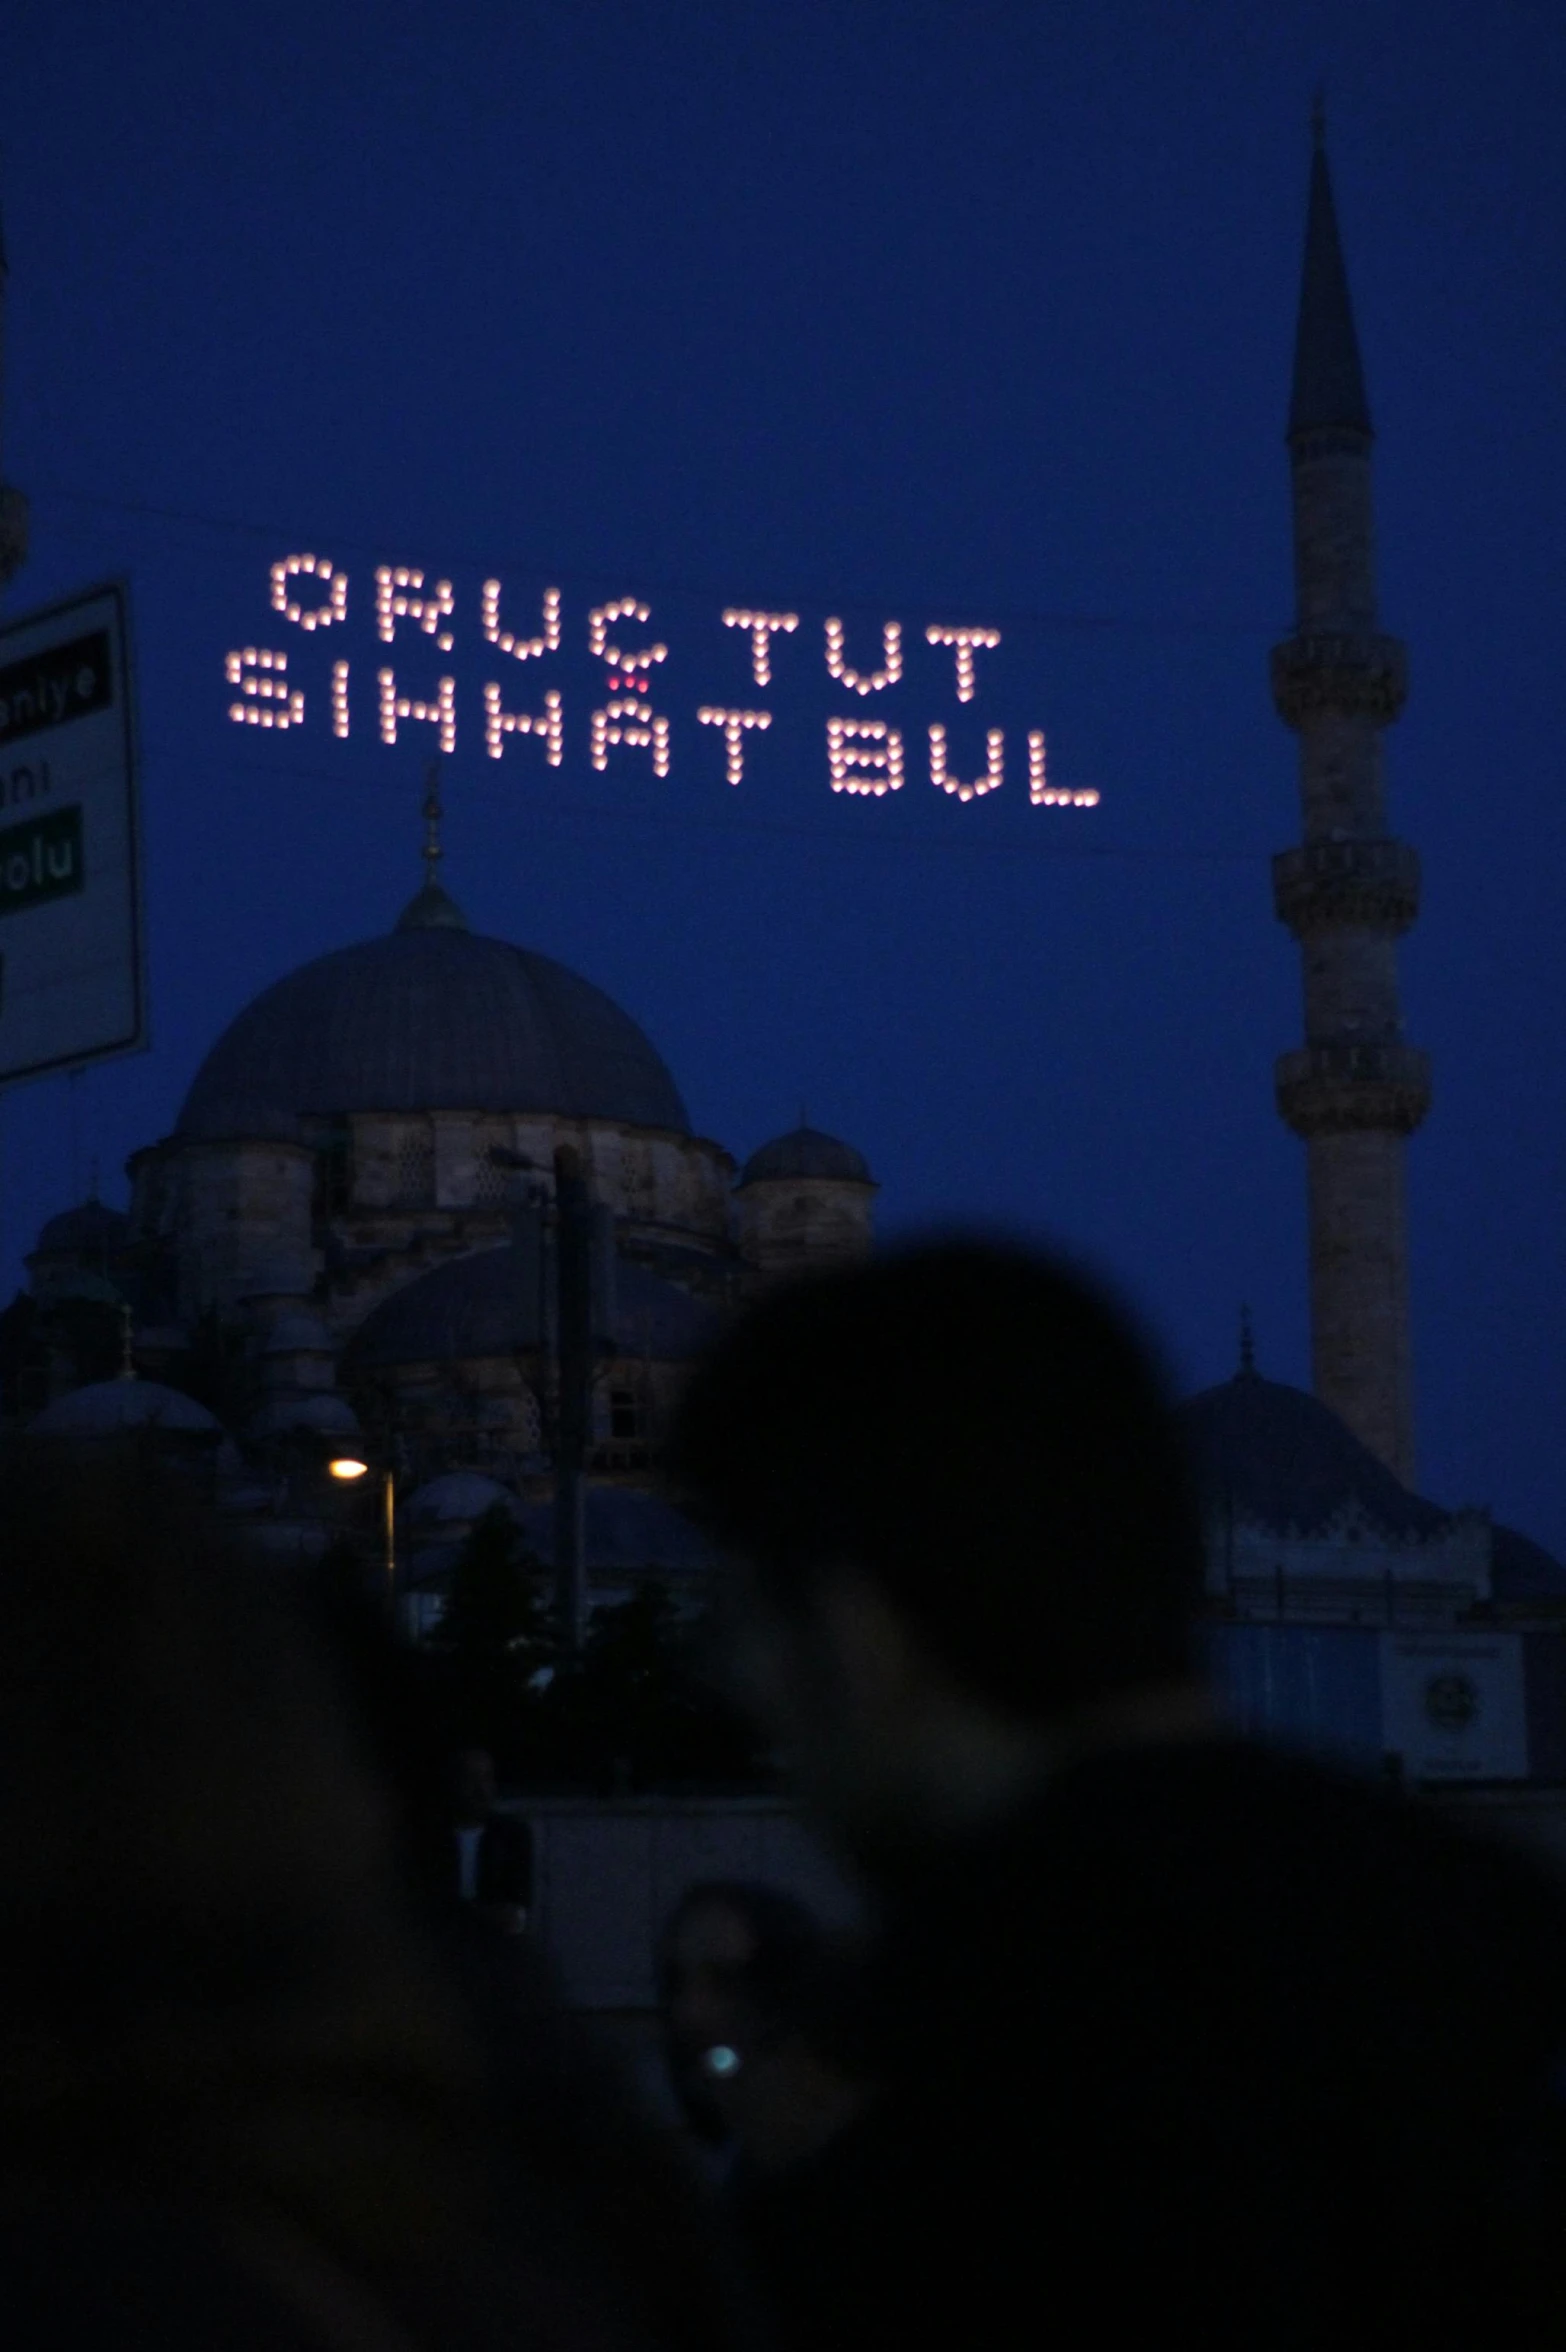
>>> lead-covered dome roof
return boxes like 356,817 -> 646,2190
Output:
348,1245 -> 720,1368
1177,1364 -> 1448,1538
33,1200 -> 130,1257
30,1377 -> 221,1439
176,889 -> 690,1141
738,1124 -> 873,1189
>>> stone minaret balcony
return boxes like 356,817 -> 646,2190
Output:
1272,117 -> 1429,1485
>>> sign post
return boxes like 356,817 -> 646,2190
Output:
0,581 -> 144,1086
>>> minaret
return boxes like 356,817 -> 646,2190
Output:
1271,109 -> 1429,1484
0,202 -> 29,592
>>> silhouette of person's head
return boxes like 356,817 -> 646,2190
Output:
667,1241 -> 1207,1864
656,1881 -> 825,2139
452,1746 -> 499,1825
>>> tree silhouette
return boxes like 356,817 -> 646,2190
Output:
423,1502 -> 556,1767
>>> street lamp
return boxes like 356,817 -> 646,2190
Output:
329,1454 -> 396,1597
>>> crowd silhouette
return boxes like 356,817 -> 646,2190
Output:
5,1240 -> 1566,2347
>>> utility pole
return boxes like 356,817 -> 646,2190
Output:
553,1145 -> 593,1653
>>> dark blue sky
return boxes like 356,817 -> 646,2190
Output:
2,2 -> 1563,1547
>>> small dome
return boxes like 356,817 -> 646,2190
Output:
250,1393 -> 361,1439
33,1200 -> 130,1257
405,1470 -> 524,1528
349,1247 -> 719,1369
30,1378 -> 221,1439
738,1124 -> 873,1189
261,1311 -> 335,1356
1177,1366 -> 1447,1539
176,919 -> 690,1141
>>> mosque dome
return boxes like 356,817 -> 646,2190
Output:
29,1377 -> 221,1439
737,1124 -> 873,1189
175,885 -> 690,1142
1177,1361 -> 1447,1539
33,1200 -> 130,1257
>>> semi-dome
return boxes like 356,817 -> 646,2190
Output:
738,1123 -> 873,1189
406,1470 -> 525,1528
30,1377 -> 221,1439
175,896 -> 690,1141
517,1486 -> 713,1573
349,1245 -> 720,1369
261,1311 -> 335,1356
249,1392 -> 361,1439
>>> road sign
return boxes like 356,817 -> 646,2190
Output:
0,581 -> 144,1084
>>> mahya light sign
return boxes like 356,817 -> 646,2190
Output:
226,555 -> 1099,809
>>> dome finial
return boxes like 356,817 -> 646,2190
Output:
1238,1303 -> 1257,1377
118,1300 -> 136,1383
394,759 -> 470,932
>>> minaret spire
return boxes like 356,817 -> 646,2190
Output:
0,196 -> 32,596
1270,118 -> 1429,1482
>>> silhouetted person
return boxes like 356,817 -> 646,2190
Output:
667,1242 -> 1566,2350
0,1442 -> 739,2352
656,1883 -> 869,2165
450,1745 -> 534,1933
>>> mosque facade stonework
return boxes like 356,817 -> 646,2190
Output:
3,836 -> 878,1598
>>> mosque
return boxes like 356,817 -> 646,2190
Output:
4,123 -> 1565,1785
2,792 -> 879,1600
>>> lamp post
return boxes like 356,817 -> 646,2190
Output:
329,1454 -> 396,1598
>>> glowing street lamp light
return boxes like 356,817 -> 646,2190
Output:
327,1456 -> 395,1596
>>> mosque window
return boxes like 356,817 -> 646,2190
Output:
473,1154 -> 510,1208
518,1388 -> 544,1454
609,1387 -> 644,1442
312,1123 -> 353,1222
392,1128 -> 435,1206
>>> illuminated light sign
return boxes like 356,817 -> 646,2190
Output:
483,580 -> 561,662
1027,729 -> 1098,808
697,704 -> 771,785
225,646 -> 303,729
591,696 -> 671,778
827,717 -> 904,797
722,608 -> 798,687
227,559 -> 1102,813
925,623 -> 1000,704
378,667 -> 456,753
375,566 -> 455,652
271,553 -> 348,632
929,724 -> 1003,802
589,597 -> 667,680
486,682 -> 564,766
825,617 -> 901,696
